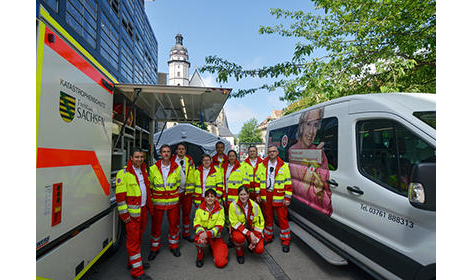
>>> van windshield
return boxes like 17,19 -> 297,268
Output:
413,111 -> 436,129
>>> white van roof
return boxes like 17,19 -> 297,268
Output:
275,93 -> 435,123
267,93 -> 436,143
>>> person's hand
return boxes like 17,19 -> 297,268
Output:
284,200 -> 291,207
256,196 -> 262,203
249,232 -> 258,244
248,243 -> 256,250
199,232 -> 207,244
124,216 -> 131,224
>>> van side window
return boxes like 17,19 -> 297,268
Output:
357,119 -> 436,196
315,117 -> 338,171
268,117 -> 338,171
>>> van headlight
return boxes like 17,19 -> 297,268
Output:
409,182 -> 425,204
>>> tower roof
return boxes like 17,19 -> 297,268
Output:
171,32 -> 188,53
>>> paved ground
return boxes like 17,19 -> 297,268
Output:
83,209 -> 375,280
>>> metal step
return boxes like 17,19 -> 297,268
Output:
289,221 -> 348,266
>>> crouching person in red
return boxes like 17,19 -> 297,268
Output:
229,186 -> 265,264
193,188 -> 228,268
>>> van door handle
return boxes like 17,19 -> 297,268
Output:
347,186 -> 364,195
327,179 -> 338,187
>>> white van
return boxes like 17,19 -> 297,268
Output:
266,93 -> 435,280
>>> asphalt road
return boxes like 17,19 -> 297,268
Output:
83,208 -> 375,280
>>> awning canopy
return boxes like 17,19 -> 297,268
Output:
113,84 -> 232,122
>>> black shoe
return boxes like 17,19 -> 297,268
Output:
237,256 -> 245,264
183,235 -> 193,242
196,258 -> 204,268
282,245 -> 290,253
227,241 -> 234,248
171,248 -> 181,257
148,251 -> 158,261
132,273 -> 153,280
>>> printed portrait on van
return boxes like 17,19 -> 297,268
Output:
288,107 -> 333,216
267,107 -> 338,216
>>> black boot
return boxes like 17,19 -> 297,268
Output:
237,255 -> 245,264
148,251 -> 158,261
171,247 -> 181,257
196,258 -> 204,268
282,245 -> 290,253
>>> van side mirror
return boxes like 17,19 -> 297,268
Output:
408,163 -> 436,211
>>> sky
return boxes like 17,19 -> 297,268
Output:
144,0 -> 315,135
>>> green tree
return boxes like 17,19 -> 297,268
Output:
239,118 -> 263,143
190,121 -> 208,130
201,0 -> 435,109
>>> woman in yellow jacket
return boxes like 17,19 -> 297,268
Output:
229,186 -> 265,264
193,188 -> 228,268
192,154 -> 223,207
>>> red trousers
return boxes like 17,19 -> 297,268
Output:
262,191 -> 291,245
231,230 -> 264,256
151,205 -> 180,251
194,235 -> 228,268
179,192 -> 192,238
126,206 -> 148,278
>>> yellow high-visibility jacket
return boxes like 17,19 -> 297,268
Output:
171,154 -> 195,195
241,157 -> 263,195
115,160 -> 151,221
193,201 -> 225,239
193,165 -> 223,205
255,157 -> 293,206
149,160 -> 182,210
221,161 -> 250,204
229,199 -> 264,236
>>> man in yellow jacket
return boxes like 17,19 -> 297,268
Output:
148,145 -> 182,260
241,145 -> 263,203
116,147 -> 153,280
256,145 -> 293,253
193,188 -> 228,268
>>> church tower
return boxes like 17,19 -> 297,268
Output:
168,33 -> 190,86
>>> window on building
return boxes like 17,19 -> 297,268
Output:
177,72 -> 180,77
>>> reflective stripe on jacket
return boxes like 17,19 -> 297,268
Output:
229,199 -> 264,236
115,160 -> 151,221
193,165 -> 223,205
149,160 -> 182,210
222,161 -> 250,203
256,157 -> 292,206
193,201 -> 225,239
241,157 -> 263,194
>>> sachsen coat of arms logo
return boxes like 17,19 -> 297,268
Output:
59,91 -> 76,123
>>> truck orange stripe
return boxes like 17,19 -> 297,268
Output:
43,25 -> 113,95
37,147 -> 110,196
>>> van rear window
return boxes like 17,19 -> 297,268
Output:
268,117 -> 338,171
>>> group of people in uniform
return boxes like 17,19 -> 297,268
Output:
116,141 -> 293,280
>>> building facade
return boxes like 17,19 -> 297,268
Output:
257,109 -> 283,143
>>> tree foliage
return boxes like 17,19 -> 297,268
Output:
200,0 -> 436,107
239,118 -> 263,143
